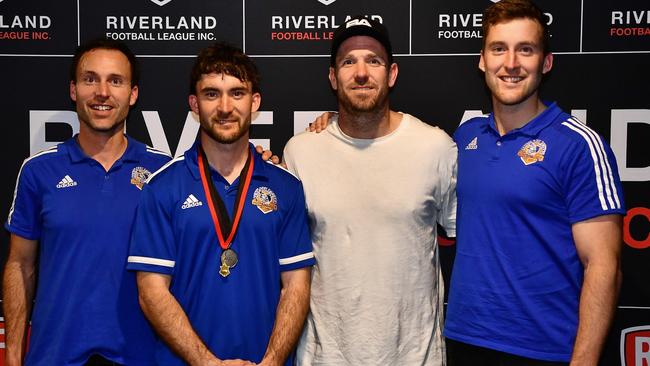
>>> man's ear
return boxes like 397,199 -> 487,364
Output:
478,50 -> 486,73
328,67 -> 338,91
387,63 -> 399,88
189,94 -> 199,114
542,53 -> 553,74
251,92 -> 261,113
70,81 -> 77,102
129,85 -> 139,106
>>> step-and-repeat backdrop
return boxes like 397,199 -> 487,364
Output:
1,0 -> 648,364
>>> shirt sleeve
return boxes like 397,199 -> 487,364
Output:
5,160 -> 42,240
277,181 -> 315,272
438,141 -> 458,237
127,184 -> 177,275
561,123 -> 626,223
282,140 -> 298,177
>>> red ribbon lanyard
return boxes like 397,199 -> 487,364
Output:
197,146 -> 254,250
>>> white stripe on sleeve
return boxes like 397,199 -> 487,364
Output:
128,256 -> 175,268
561,120 -> 613,210
567,118 -> 621,209
7,147 -> 58,225
279,252 -> 315,265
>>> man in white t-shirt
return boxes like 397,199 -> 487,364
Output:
283,16 -> 457,365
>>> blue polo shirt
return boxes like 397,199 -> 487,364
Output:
127,142 -> 315,366
5,135 -> 170,366
445,102 -> 625,362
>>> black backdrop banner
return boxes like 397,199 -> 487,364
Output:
1,0 -> 649,364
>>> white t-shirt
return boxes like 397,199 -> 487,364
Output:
283,113 -> 457,365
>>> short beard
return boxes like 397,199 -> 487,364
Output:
201,118 -> 250,145
337,85 -> 389,117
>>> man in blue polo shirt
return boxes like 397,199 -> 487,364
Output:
127,42 -> 314,366
445,1 -> 625,365
4,39 -> 169,365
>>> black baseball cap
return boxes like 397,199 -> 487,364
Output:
330,16 -> 393,66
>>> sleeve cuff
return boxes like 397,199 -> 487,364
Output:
127,255 -> 175,275
279,252 -> 316,271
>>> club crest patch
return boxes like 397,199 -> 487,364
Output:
517,139 -> 547,165
252,187 -> 278,214
130,167 -> 152,190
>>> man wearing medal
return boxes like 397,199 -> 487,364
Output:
127,43 -> 315,366
283,16 -> 457,365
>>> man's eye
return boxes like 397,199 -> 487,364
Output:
519,47 -> 534,55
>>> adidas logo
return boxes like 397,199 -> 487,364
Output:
465,137 -> 478,150
56,175 -> 78,189
181,194 -> 203,210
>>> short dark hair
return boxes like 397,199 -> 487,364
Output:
482,0 -> 551,55
190,42 -> 260,95
69,39 -> 140,87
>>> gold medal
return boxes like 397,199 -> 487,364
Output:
219,263 -> 231,277
219,249 -> 238,277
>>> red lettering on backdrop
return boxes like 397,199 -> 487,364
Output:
624,207 -> 650,249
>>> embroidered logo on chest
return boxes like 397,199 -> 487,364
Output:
181,194 -> 203,210
465,137 -> 478,150
130,167 -> 152,190
517,139 -> 547,165
252,187 -> 278,214
56,175 -> 77,189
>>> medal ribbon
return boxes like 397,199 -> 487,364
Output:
197,145 -> 254,250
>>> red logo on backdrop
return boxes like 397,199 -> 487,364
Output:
621,326 -> 650,366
